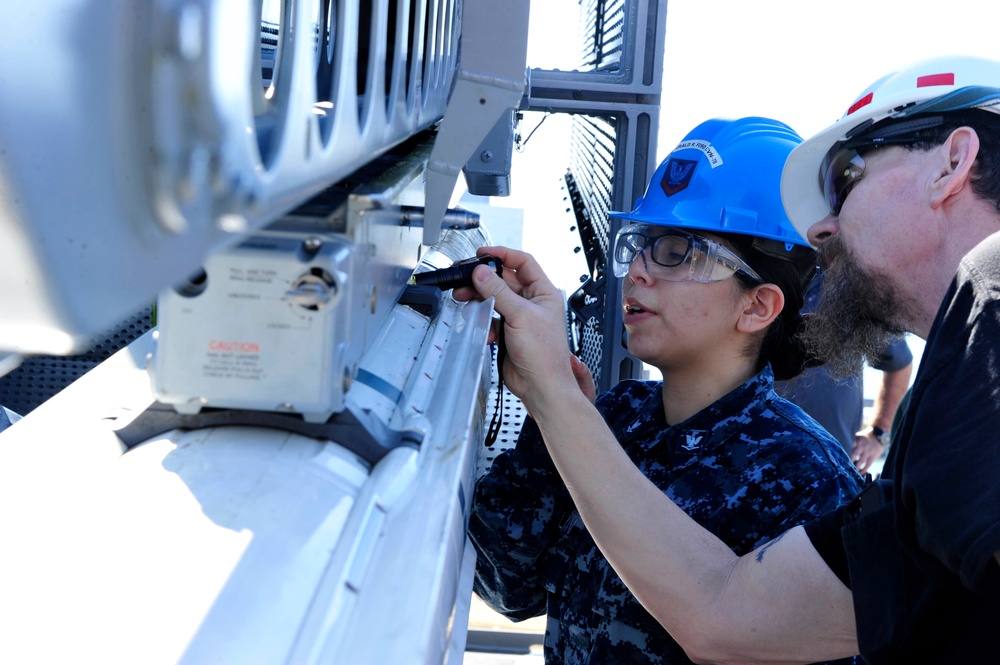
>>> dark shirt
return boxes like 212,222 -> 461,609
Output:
805,232 -> 1000,663
471,365 -> 864,664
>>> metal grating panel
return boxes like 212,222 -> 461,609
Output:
580,323 -> 606,388
577,0 -> 627,72
565,114 -> 618,387
526,0 -> 665,393
477,351 -> 528,478
0,308 -> 154,416
568,115 -> 617,276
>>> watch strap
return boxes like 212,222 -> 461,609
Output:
868,425 -> 891,446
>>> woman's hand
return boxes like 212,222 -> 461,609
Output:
570,355 -> 597,403
453,246 -> 579,411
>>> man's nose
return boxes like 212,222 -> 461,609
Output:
807,215 -> 839,247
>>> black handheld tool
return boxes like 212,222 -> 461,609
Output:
408,255 -> 503,290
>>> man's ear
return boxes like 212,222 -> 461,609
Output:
930,126 -> 980,209
737,283 -> 784,334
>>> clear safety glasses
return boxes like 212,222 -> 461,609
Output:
612,224 -> 763,284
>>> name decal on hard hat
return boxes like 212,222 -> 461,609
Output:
676,139 -> 724,167
660,158 -> 697,196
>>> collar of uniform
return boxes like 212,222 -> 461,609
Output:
633,364 -> 776,460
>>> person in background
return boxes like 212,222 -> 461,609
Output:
776,269 -> 913,474
460,55 -> 1000,663
467,117 -> 862,664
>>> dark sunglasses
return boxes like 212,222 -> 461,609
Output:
821,115 -> 949,216
822,149 -> 867,216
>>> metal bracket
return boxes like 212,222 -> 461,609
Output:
113,401 -> 422,465
422,0 -> 531,245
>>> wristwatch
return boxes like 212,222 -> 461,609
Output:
867,425 -> 891,447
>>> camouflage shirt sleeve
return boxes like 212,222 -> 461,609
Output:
469,413 -> 569,620
470,367 -> 865,661
469,386 -> 628,621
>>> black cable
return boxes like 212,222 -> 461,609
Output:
484,317 -> 505,447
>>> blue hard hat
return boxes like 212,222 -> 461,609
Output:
611,117 -> 810,252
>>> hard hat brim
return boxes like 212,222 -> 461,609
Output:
781,57 -> 1000,244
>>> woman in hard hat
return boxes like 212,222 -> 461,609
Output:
465,117 -> 863,664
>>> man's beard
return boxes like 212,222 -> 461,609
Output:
799,238 -> 910,379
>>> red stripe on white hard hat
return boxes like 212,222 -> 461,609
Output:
917,73 -> 955,87
847,92 -> 874,115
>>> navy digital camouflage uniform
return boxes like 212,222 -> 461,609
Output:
470,364 -> 864,664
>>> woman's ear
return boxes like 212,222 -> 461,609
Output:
737,283 -> 784,334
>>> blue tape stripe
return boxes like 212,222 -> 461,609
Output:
355,368 -> 403,403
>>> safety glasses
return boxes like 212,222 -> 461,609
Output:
821,115 -> 951,216
821,148 -> 867,216
613,224 -> 763,283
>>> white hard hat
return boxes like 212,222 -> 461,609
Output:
781,55 -> 1000,242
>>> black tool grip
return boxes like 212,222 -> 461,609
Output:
410,255 -> 503,290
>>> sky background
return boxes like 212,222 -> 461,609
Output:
489,0 -> 1000,387
520,0 -> 1000,228
511,0 -> 1000,286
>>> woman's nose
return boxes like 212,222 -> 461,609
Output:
627,251 -> 654,285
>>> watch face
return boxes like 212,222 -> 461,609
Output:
872,428 -> 890,446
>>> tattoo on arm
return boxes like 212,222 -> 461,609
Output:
755,530 -> 788,564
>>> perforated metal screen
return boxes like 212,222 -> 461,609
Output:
565,114 -> 619,390
0,308 -> 153,416
477,357 -> 529,478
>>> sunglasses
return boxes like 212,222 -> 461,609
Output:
821,115 -> 950,216
613,224 -> 763,284
821,149 -> 867,216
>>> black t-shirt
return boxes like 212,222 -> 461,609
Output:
805,231 -> 1000,663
